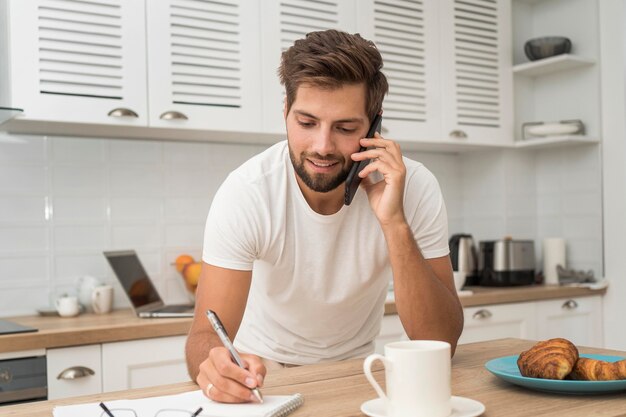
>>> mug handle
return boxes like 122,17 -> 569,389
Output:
363,353 -> 389,402
91,289 -> 101,314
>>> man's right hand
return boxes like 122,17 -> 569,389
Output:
196,346 -> 266,403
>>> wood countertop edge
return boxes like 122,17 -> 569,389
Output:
0,285 -> 606,353
384,285 -> 606,315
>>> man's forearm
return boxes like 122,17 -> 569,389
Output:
382,221 -> 464,352
185,329 -> 221,381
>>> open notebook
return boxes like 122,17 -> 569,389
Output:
53,389 -> 303,417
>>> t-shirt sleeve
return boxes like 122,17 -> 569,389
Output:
202,173 -> 263,271
405,165 -> 450,259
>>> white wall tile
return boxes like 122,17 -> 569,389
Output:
0,287 -> 51,317
0,197 -> 46,222
164,223 -> 204,247
54,225 -> 107,251
0,227 -> 48,252
163,141 -> 209,166
0,134 -> 46,162
111,225 -> 160,249
0,165 -> 47,196
52,137 -> 106,163
0,256 -> 48,287
110,197 -> 161,222
109,165 -> 163,197
109,139 -> 162,164
53,197 -> 107,222
164,198 -> 211,222
54,254 -> 109,282
53,165 -> 105,197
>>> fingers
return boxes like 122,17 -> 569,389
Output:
240,353 -> 267,387
198,347 -> 264,403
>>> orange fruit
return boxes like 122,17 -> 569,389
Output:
183,262 -> 202,286
175,254 -> 194,273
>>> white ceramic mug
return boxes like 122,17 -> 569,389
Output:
363,340 -> 451,417
91,285 -> 113,314
55,296 -> 80,317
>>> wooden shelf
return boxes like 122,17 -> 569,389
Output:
514,135 -> 599,149
513,54 -> 595,77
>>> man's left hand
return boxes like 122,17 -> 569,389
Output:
350,133 -> 406,226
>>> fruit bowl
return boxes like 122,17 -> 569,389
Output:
174,254 -> 200,299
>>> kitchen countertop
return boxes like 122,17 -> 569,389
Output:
0,285 -> 606,354
3,338 -> 625,417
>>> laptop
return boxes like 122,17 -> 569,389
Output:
104,250 -> 194,318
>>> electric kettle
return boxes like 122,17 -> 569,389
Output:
449,234 -> 478,283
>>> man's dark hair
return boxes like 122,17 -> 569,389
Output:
278,29 -> 388,121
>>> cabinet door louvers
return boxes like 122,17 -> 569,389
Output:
278,0 -> 344,51
37,0 -> 125,100
374,0 -> 428,123
451,0 -> 501,129
168,0 -> 243,108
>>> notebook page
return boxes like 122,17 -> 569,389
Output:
53,389 -> 302,417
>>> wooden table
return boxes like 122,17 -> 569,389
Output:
3,338 -> 625,416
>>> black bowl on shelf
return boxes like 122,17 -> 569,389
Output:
524,36 -> 572,61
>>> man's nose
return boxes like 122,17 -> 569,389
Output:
311,126 -> 335,156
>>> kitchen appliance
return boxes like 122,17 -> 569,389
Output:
449,234 -> 478,285
0,354 -> 47,405
478,239 -> 535,286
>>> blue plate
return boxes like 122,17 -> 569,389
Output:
485,354 -> 626,394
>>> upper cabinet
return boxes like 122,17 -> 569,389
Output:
439,0 -> 513,146
259,0 -> 357,135
357,0 -> 442,142
1,0 -> 516,147
1,0 -> 148,126
146,0 -> 263,132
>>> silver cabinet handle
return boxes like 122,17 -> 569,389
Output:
159,111 -> 188,120
562,299 -> 579,310
108,108 -> 139,118
449,129 -> 468,139
0,369 -> 12,383
472,309 -> 492,320
57,366 -> 95,380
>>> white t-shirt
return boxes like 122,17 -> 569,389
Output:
203,141 -> 449,365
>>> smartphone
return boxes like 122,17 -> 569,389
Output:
344,113 -> 383,206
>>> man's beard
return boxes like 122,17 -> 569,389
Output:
288,146 -> 352,193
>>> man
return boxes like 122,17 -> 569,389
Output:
185,29 -> 463,404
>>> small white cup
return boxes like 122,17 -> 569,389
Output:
55,296 -> 80,317
91,285 -> 114,314
364,340 -> 451,417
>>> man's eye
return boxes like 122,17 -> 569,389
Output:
297,121 -> 314,128
337,127 -> 356,134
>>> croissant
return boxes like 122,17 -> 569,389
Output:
517,338 -> 579,380
568,357 -> 626,381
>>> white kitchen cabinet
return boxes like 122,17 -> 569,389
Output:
260,0 -> 358,134
460,302 -> 535,345
535,296 -> 603,347
1,0 -> 148,126
356,0 -> 442,143
439,0 -> 514,146
46,344 -> 102,400
102,335 -> 190,392
146,0 -> 263,132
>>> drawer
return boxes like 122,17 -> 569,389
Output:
47,345 -> 102,400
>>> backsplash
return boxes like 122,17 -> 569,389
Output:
0,133 -> 602,316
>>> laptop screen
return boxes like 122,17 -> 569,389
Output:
104,250 -> 161,308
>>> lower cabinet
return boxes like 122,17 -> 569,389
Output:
47,344 -> 102,400
376,295 -> 604,351
102,335 -> 190,391
46,335 -> 190,400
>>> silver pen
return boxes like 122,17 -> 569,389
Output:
206,310 -> 264,403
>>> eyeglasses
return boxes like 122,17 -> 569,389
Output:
99,402 -> 203,417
